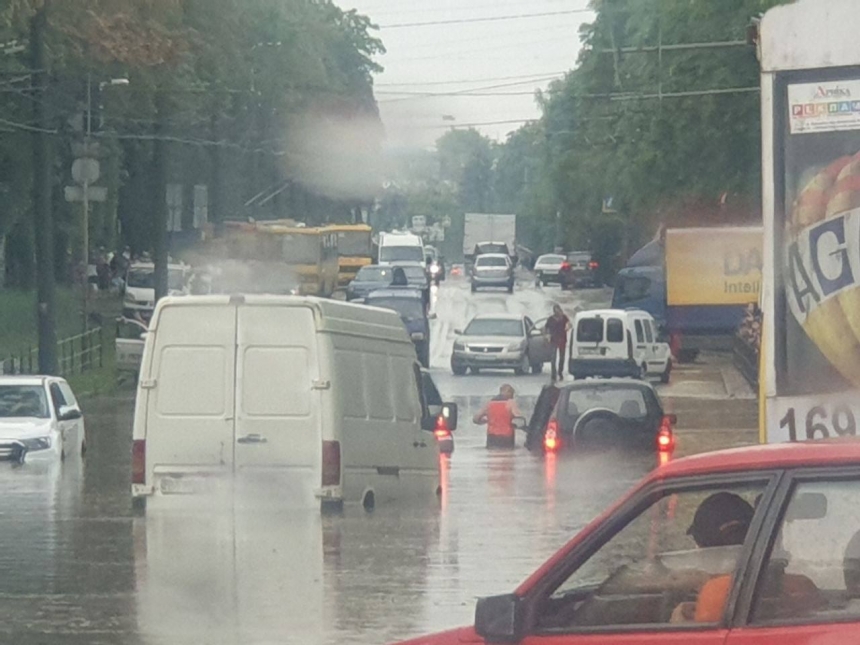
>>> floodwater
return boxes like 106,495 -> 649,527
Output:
0,275 -> 756,644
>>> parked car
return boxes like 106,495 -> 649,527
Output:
451,313 -> 551,376
559,250 -> 601,289
420,369 -> 453,455
533,254 -> 567,286
345,264 -> 395,302
115,316 -> 148,375
123,261 -> 190,320
470,253 -> 515,293
394,440 -> 860,645
570,308 -> 672,382
365,289 -> 432,367
132,295 -> 458,512
0,376 -> 85,463
524,379 -> 676,453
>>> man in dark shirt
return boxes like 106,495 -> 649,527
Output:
544,305 -> 571,381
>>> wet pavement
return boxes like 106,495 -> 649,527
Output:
0,274 -> 758,644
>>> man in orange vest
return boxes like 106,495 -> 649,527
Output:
473,384 -> 523,449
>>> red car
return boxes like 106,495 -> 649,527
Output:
395,440 -> 860,645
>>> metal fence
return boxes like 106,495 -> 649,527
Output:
1,328 -> 103,376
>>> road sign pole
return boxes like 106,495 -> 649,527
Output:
82,178 -> 89,333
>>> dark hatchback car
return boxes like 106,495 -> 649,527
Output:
365,289 -> 432,367
525,379 -> 676,453
345,265 -> 395,301
559,251 -> 601,289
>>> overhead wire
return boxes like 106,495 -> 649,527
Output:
379,8 -> 594,29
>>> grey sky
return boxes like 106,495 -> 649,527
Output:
341,1 -> 595,148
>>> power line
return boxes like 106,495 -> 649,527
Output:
378,76 -> 561,103
379,8 -> 593,29
419,118 -> 534,129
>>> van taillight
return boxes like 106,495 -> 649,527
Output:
322,440 -> 341,487
132,440 -> 146,485
544,419 -> 560,452
588,261 -> 599,270
434,415 -> 452,441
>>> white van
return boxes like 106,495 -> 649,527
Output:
378,231 -> 425,264
569,309 -> 672,383
131,295 -> 458,511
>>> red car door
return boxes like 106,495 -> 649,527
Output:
505,476 -> 777,645
725,472 -> 860,645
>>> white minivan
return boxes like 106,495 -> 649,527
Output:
131,295 -> 458,511
378,231 -> 425,265
569,309 -> 672,383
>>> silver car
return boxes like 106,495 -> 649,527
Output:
533,254 -> 566,286
451,314 -> 553,375
470,253 -> 514,293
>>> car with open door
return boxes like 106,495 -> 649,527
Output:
451,314 -> 553,376
524,379 -> 676,453
393,439 -> 860,645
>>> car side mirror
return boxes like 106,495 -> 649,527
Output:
475,594 -> 523,643
454,329 -> 463,335
58,405 -> 82,422
442,402 -> 458,431
428,312 -> 438,320
529,328 -> 543,338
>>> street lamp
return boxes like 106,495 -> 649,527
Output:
81,75 -> 129,331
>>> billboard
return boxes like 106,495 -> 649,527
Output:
666,228 -> 762,307
767,73 -> 860,442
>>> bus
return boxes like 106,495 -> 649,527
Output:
208,221 -> 339,297
759,0 -> 860,443
324,224 -> 374,287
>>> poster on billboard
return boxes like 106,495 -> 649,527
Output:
666,228 -> 762,307
769,73 -> 860,442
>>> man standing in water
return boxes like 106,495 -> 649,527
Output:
473,384 -> 523,449
544,305 -> 571,381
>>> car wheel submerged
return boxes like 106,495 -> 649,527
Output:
660,360 -> 672,384
452,363 -> 467,376
531,361 -> 544,374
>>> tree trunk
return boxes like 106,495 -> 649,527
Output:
31,0 -> 57,374
152,84 -> 169,302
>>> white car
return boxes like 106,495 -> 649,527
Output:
124,262 -> 190,315
533,254 -> 566,286
0,376 -> 86,462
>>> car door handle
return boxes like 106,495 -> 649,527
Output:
238,434 -> 268,445
413,441 -> 427,448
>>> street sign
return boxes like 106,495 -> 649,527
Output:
72,158 -> 100,185
65,186 -> 107,203
412,215 -> 426,232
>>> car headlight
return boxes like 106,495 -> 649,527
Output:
429,265 -> 440,275
508,342 -> 524,351
453,342 -> 465,351
23,437 -> 51,451
411,332 -> 426,341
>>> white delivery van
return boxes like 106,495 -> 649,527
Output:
131,295 -> 458,511
569,309 -> 672,383
378,231 -> 425,265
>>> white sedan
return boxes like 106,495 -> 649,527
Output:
533,253 -> 566,286
0,376 -> 86,463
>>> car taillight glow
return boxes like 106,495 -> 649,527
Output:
544,419 -> 560,452
657,415 -> 675,452
132,439 -> 146,485
560,262 -> 571,271
322,440 -> 341,486
588,261 -> 599,269
434,415 -> 452,441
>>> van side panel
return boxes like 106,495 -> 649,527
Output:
328,332 -> 437,504
234,304 -> 321,509
145,304 -> 237,485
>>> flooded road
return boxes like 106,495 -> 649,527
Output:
0,275 -> 756,644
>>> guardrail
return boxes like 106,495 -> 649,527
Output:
1,327 -> 103,376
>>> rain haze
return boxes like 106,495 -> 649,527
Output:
342,0 -> 595,147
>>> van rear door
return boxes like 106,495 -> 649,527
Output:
234,304 -> 321,510
145,304 -> 237,492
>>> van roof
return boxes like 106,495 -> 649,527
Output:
151,295 -> 415,345
575,308 -> 651,319
0,376 -> 50,386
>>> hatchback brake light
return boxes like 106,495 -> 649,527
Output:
560,262 -> 571,271
132,439 -> 146,485
544,418 -> 560,452
322,440 -> 341,486
657,415 -> 675,452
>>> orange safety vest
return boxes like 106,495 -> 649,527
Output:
486,400 -> 514,438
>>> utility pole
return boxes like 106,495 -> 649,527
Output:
31,0 -> 56,374
152,82 -> 169,302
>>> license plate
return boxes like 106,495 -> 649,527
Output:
579,347 -> 600,355
159,477 -> 203,495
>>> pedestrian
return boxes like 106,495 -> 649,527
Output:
473,384 -> 523,449
544,304 -> 571,381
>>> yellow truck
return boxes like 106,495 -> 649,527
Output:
323,224 -> 374,287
